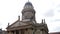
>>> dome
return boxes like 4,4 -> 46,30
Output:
24,2 -> 34,9
22,2 -> 35,13
25,2 -> 33,6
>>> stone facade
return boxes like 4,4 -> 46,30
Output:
6,1 -> 49,34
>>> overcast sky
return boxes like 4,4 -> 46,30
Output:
0,0 -> 60,33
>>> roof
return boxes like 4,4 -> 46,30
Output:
49,32 -> 60,34
25,2 -> 33,6
23,1 -> 34,9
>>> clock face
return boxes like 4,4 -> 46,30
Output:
24,12 -> 33,19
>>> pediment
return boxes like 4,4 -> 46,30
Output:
7,20 -> 28,29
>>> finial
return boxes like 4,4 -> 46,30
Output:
8,23 -> 10,26
18,15 -> 20,21
42,19 -> 43,24
28,0 -> 29,2
44,19 -> 46,24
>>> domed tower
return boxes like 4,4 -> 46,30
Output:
6,1 -> 49,34
22,1 -> 36,23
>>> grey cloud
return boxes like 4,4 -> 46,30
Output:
44,9 -> 54,17
57,4 -> 60,7
54,27 -> 60,32
57,4 -> 60,12
51,19 -> 60,22
58,10 -> 60,12
54,19 -> 60,22
0,23 -> 2,26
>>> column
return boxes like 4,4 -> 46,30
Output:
9,31 -> 12,34
19,30 -> 21,34
25,29 -> 28,34
14,31 -> 16,34
7,31 -> 9,34
16,30 -> 19,34
11,31 -> 13,34
33,29 -> 36,34
40,29 -> 43,34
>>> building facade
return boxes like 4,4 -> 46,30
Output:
0,29 -> 7,34
6,1 -> 49,34
0,29 -> 2,34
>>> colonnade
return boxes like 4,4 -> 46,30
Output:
7,28 -> 45,34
